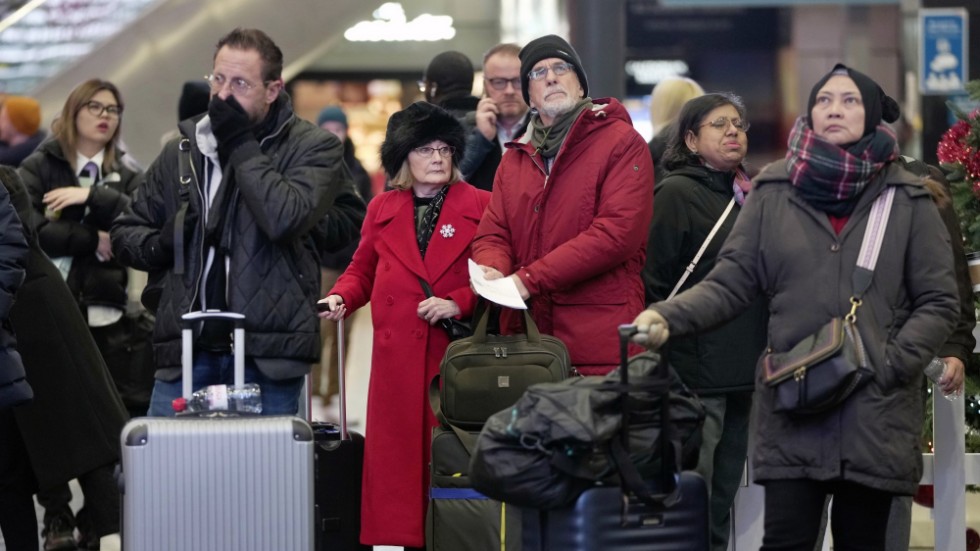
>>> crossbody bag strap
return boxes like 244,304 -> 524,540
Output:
667,198 -> 736,300
851,186 -> 896,301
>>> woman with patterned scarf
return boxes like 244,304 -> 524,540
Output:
632,64 -> 959,550
318,101 -> 490,549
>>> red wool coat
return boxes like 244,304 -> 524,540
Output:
472,98 -> 653,374
329,182 -> 490,547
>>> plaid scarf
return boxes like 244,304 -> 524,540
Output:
786,116 -> 898,216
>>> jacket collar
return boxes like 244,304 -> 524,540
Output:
375,184 -> 482,281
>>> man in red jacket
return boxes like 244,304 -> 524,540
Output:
472,34 -> 653,375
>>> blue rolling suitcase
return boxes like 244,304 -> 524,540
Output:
521,326 -> 710,551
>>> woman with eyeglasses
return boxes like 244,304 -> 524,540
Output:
641,92 -> 767,551
318,101 -> 489,549
634,65 -> 959,550
17,78 -> 139,549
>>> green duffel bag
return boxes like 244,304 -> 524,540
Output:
426,425 -> 521,551
435,306 -> 571,430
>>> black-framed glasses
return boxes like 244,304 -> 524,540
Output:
527,62 -> 574,81
84,100 -> 122,118
486,77 -> 521,90
205,73 -> 270,95
413,145 -> 455,158
701,116 -> 750,132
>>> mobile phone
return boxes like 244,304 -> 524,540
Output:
316,301 -> 332,313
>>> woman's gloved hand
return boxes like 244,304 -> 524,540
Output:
631,308 -> 670,349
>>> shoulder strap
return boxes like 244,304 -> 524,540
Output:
173,138 -> 193,275
851,187 -> 895,300
667,198 -> 736,300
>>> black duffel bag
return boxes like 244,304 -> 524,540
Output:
469,350 -> 704,510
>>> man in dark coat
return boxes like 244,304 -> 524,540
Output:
112,28 -> 365,417
460,43 -> 530,191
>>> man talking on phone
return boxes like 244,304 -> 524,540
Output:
460,43 -> 529,191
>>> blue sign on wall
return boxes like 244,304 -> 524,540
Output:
920,9 -> 968,95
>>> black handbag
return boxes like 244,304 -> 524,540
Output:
418,277 -> 472,341
763,316 -> 871,415
762,187 -> 895,416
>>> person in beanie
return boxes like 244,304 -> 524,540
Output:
471,34 -> 653,375
633,63 -> 958,550
0,95 -> 45,167
319,101 -> 490,549
421,50 -> 479,122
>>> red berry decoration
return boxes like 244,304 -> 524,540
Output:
966,527 -> 979,551
912,484 -> 934,508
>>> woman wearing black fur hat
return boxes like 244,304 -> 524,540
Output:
633,64 -> 959,549
318,101 -> 490,549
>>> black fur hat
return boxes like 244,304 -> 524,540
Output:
380,101 -> 465,178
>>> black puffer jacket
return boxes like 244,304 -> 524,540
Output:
0,178 -> 29,409
112,93 -> 365,377
19,140 -> 140,310
643,164 -> 767,394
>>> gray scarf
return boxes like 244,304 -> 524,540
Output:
530,98 -> 593,159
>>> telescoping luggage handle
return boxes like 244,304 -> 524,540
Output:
180,311 -> 246,400
336,317 -> 350,440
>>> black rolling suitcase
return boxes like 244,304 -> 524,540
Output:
521,325 -> 710,551
311,317 -> 369,551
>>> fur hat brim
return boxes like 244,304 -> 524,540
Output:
380,101 -> 465,178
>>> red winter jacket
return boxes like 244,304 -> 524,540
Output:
472,98 -> 653,374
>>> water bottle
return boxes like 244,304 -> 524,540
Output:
923,357 -> 958,401
171,383 -> 263,413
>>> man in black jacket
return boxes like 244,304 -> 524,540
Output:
112,28 -> 365,417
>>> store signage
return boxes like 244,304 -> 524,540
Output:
344,2 -> 455,42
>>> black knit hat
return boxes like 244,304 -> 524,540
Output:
807,63 -> 901,137
518,34 -> 589,105
423,51 -> 474,102
380,101 -> 466,178
178,80 -> 210,122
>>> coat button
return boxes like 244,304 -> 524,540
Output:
534,204 -> 540,213
830,243 -> 840,252
386,295 -> 394,305
384,329 -> 391,338
384,261 -> 390,270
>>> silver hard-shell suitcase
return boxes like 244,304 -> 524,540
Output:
119,311 -> 314,551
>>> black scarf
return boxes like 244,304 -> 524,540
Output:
414,185 -> 449,258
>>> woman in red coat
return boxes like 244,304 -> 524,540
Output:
319,101 -> 490,549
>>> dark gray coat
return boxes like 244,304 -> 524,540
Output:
651,161 -> 958,494
112,94 -> 365,378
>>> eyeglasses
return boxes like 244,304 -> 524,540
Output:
413,145 -> 455,158
486,77 -> 521,90
527,62 -> 574,81
205,73 -> 270,95
84,100 -> 122,118
701,116 -> 750,132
